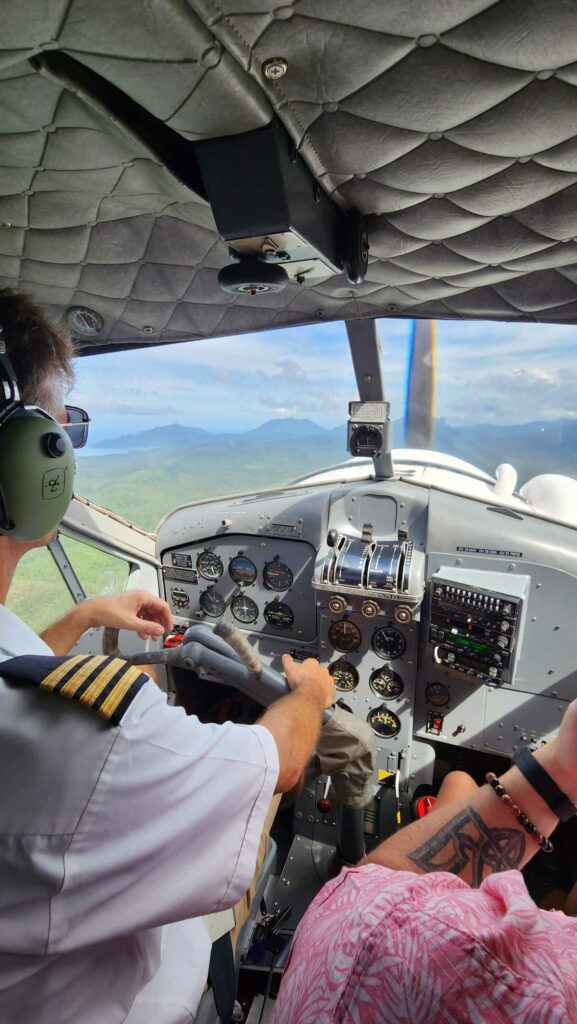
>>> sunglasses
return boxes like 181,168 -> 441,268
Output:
62,405 -> 90,449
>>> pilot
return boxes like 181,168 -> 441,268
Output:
0,287 -> 335,1024
273,712 -> 577,1022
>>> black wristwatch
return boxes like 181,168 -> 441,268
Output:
512,747 -> 576,822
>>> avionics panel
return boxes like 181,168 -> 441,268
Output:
428,568 -> 530,686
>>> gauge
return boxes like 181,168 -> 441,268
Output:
197,550 -> 223,581
170,587 -> 189,610
372,625 -> 406,660
199,587 -> 226,618
231,594 -> 259,625
369,667 -> 404,700
229,555 -> 257,585
367,706 -> 401,738
328,618 -> 362,653
264,601 -> 294,630
426,682 -> 450,707
329,660 -> 359,692
263,558 -> 293,591
66,306 -> 104,337
349,424 -> 383,457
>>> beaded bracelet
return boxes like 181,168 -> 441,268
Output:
485,772 -> 554,854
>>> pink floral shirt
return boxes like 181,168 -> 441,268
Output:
272,865 -> 577,1023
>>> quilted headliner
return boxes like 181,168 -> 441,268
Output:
3,0 -> 577,350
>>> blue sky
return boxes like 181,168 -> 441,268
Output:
69,317 -> 577,444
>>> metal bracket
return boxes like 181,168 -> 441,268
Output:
48,536 -> 86,603
345,319 -> 394,479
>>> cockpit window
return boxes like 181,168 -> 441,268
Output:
69,317 -> 577,529
71,322 -> 357,529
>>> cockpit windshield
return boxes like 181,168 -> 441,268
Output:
70,317 -> 577,529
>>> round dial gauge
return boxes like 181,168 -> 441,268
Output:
229,555 -> 257,585
197,550 -> 223,581
350,424 -> 383,457
231,594 -> 259,625
367,706 -> 401,738
329,660 -> 359,692
170,587 -> 189,609
199,587 -> 226,618
263,559 -> 293,591
264,601 -> 294,630
426,682 -> 450,707
372,625 -> 406,660
369,667 -> 404,700
329,618 -> 362,653
66,306 -> 104,337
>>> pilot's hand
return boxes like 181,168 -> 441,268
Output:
84,590 -> 173,641
282,654 -> 335,711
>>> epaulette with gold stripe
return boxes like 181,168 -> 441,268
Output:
1,653 -> 148,725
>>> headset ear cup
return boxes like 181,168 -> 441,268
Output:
0,415 -> 74,540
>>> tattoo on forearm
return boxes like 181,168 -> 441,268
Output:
407,806 -> 525,886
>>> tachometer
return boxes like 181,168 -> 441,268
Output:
199,587 -> 226,618
263,558 -> 293,591
329,660 -> 359,692
229,555 -> 257,585
231,594 -> 259,624
264,601 -> 294,630
426,682 -> 450,707
369,667 -> 403,700
328,618 -> 362,653
372,625 -> 406,660
197,550 -> 223,581
367,706 -> 401,738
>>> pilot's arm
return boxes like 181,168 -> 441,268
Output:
40,590 -> 173,654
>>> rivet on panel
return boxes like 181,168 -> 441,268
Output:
142,325 -> 154,334
386,303 -> 398,313
263,57 -> 288,80
315,308 -> 326,318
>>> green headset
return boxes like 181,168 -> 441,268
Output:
0,324 -> 75,541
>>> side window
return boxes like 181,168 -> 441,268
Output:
60,536 -> 131,598
7,547 -> 75,633
6,538 -> 132,636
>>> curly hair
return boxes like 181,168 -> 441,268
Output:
0,288 -> 75,408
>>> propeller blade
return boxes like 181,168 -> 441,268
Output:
405,319 -> 436,448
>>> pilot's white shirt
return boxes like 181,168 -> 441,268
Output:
0,604 -> 279,1023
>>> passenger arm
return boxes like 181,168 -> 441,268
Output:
40,590 -> 173,655
259,654 -> 335,794
362,701 -> 577,886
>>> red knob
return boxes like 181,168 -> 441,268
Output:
317,797 -> 331,814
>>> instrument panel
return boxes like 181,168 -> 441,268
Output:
157,476 -> 577,801
161,534 -> 317,643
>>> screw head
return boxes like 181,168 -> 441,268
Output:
263,57 -> 288,80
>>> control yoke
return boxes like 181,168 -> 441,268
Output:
119,623 -> 335,724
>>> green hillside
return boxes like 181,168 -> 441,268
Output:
74,440 -> 347,531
